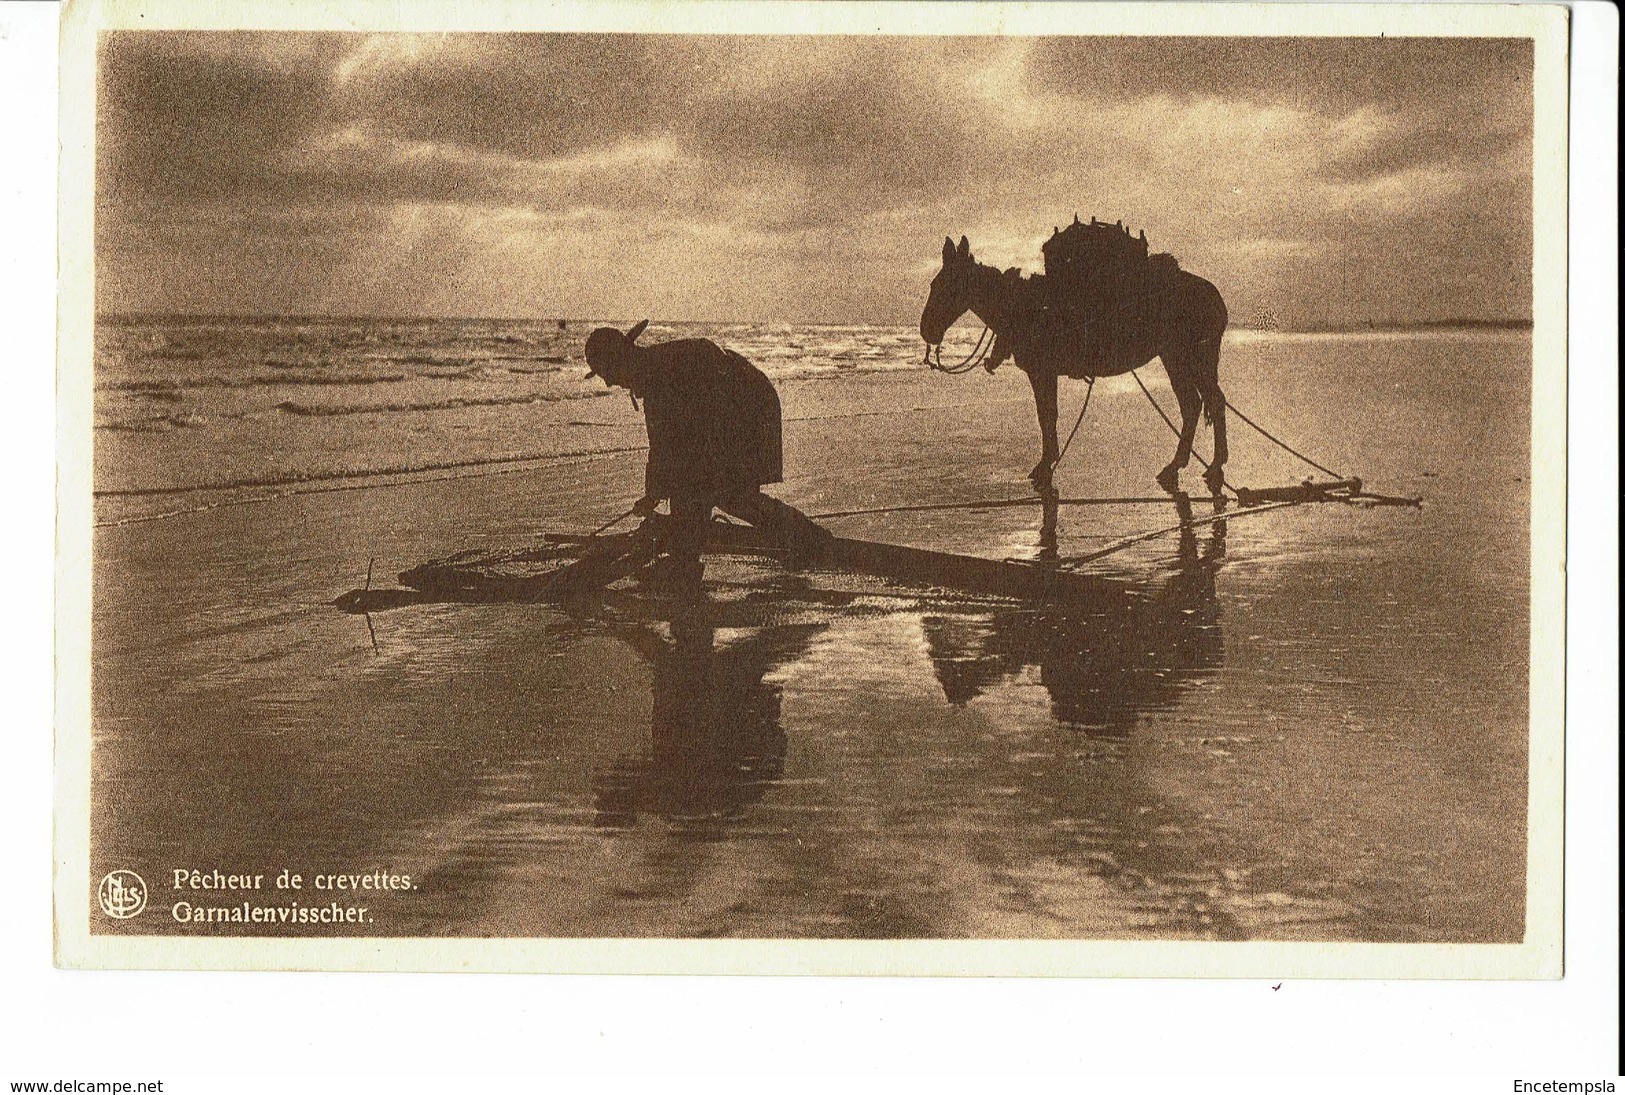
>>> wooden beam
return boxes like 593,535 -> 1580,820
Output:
406,515 -> 1127,604
1232,478 -> 1362,505
1057,498 -> 1303,568
700,520 -> 1118,604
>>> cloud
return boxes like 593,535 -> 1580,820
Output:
95,31 -> 1534,325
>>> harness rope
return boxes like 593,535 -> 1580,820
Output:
927,325 -> 994,374
1053,497 -> 1302,571
1053,378 -> 1094,468
1127,370 -> 1243,499
1126,369 -> 1350,485
1223,401 -> 1347,481
810,495 -> 1194,521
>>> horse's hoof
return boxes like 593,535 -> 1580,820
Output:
1202,467 -> 1226,494
1155,466 -> 1181,492
1028,463 -> 1055,490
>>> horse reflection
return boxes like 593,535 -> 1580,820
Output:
923,494 -> 1227,736
592,612 -> 825,830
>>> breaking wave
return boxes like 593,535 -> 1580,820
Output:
272,389 -> 612,418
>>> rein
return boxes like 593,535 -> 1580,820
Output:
926,325 -> 994,374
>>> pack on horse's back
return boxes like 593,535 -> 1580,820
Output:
1039,216 -> 1183,379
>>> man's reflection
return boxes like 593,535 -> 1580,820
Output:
923,493 -> 1227,735
592,610 -> 824,830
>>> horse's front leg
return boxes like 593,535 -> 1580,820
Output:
1026,366 -> 1060,490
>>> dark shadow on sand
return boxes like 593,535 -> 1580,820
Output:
590,613 -> 826,834
923,493 -> 1226,735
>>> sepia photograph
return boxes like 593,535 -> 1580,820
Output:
57,0 -> 1567,975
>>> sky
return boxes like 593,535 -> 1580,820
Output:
95,32 -> 1533,327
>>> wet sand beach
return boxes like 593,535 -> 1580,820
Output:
91,326 -> 1530,942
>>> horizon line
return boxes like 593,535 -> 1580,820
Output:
94,311 -> 1536,334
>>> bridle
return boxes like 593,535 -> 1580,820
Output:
922,265 -> 995,374
924,324 -> 994,374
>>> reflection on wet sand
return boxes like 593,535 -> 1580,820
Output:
592,615 -> 824,833
94,494 -> 1387,939
583,494 -> 1224,839
925,493 -> 1226,734
542,497 -> 1309,940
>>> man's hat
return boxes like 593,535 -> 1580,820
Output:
584,319 -> 650,378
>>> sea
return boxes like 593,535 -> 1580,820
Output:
94,315 -> 927,496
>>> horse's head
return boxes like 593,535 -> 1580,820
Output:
920,235 -> 976,354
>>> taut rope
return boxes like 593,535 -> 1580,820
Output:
1052,378 -> 1095,470
1223,401 -> 1347,481
1128,369 -> 1243,499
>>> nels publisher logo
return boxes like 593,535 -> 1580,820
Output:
98,870 -> 147,919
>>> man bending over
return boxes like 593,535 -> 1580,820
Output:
583,320 -> 831,586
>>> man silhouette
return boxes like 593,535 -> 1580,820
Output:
584,321 -> 829,585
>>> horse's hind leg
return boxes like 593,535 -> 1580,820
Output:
1190,338 -> 1227,494
1156,355 -> 1203,492
1026,366 -> 1060,490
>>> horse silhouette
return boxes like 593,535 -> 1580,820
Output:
920,234 -> 1230,494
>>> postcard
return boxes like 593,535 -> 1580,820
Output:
56,0 -> 1568,976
